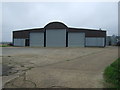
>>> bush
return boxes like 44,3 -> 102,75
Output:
8,43 -> 13,46
104,58 -> 120,88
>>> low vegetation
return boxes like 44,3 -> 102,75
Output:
0,45 -> 10,47
0,44 -> 13,47
104,58 -> 120,88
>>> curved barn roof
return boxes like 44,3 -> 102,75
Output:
44,22 -> 68,29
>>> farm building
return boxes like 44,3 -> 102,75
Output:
13,22 -> 106,47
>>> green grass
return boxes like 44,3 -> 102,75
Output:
104,58 -> 120,88
0,44 -> 12,47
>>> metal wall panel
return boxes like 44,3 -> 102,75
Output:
68,28 -> 106,37
13,39 -> 25,46
30,32 -> 44,47
68,32 -> 85,47
46,29 -> 66,47
85,37 -> 105,46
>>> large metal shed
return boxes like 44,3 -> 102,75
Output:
13,22 -> 106,47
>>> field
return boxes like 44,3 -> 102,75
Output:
2,46 -> 118,88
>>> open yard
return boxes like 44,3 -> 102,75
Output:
2,46 -> 118,88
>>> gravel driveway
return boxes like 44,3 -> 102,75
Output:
2,46 -> 118,88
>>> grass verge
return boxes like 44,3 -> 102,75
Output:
104,58 -> 120,88
0,44 -> 12,47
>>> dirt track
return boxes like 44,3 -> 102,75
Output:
2,46 -> 118,88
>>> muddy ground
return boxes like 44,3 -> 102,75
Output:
2,46 -> 118,88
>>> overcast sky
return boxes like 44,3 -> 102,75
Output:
2,2 -> 118,42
